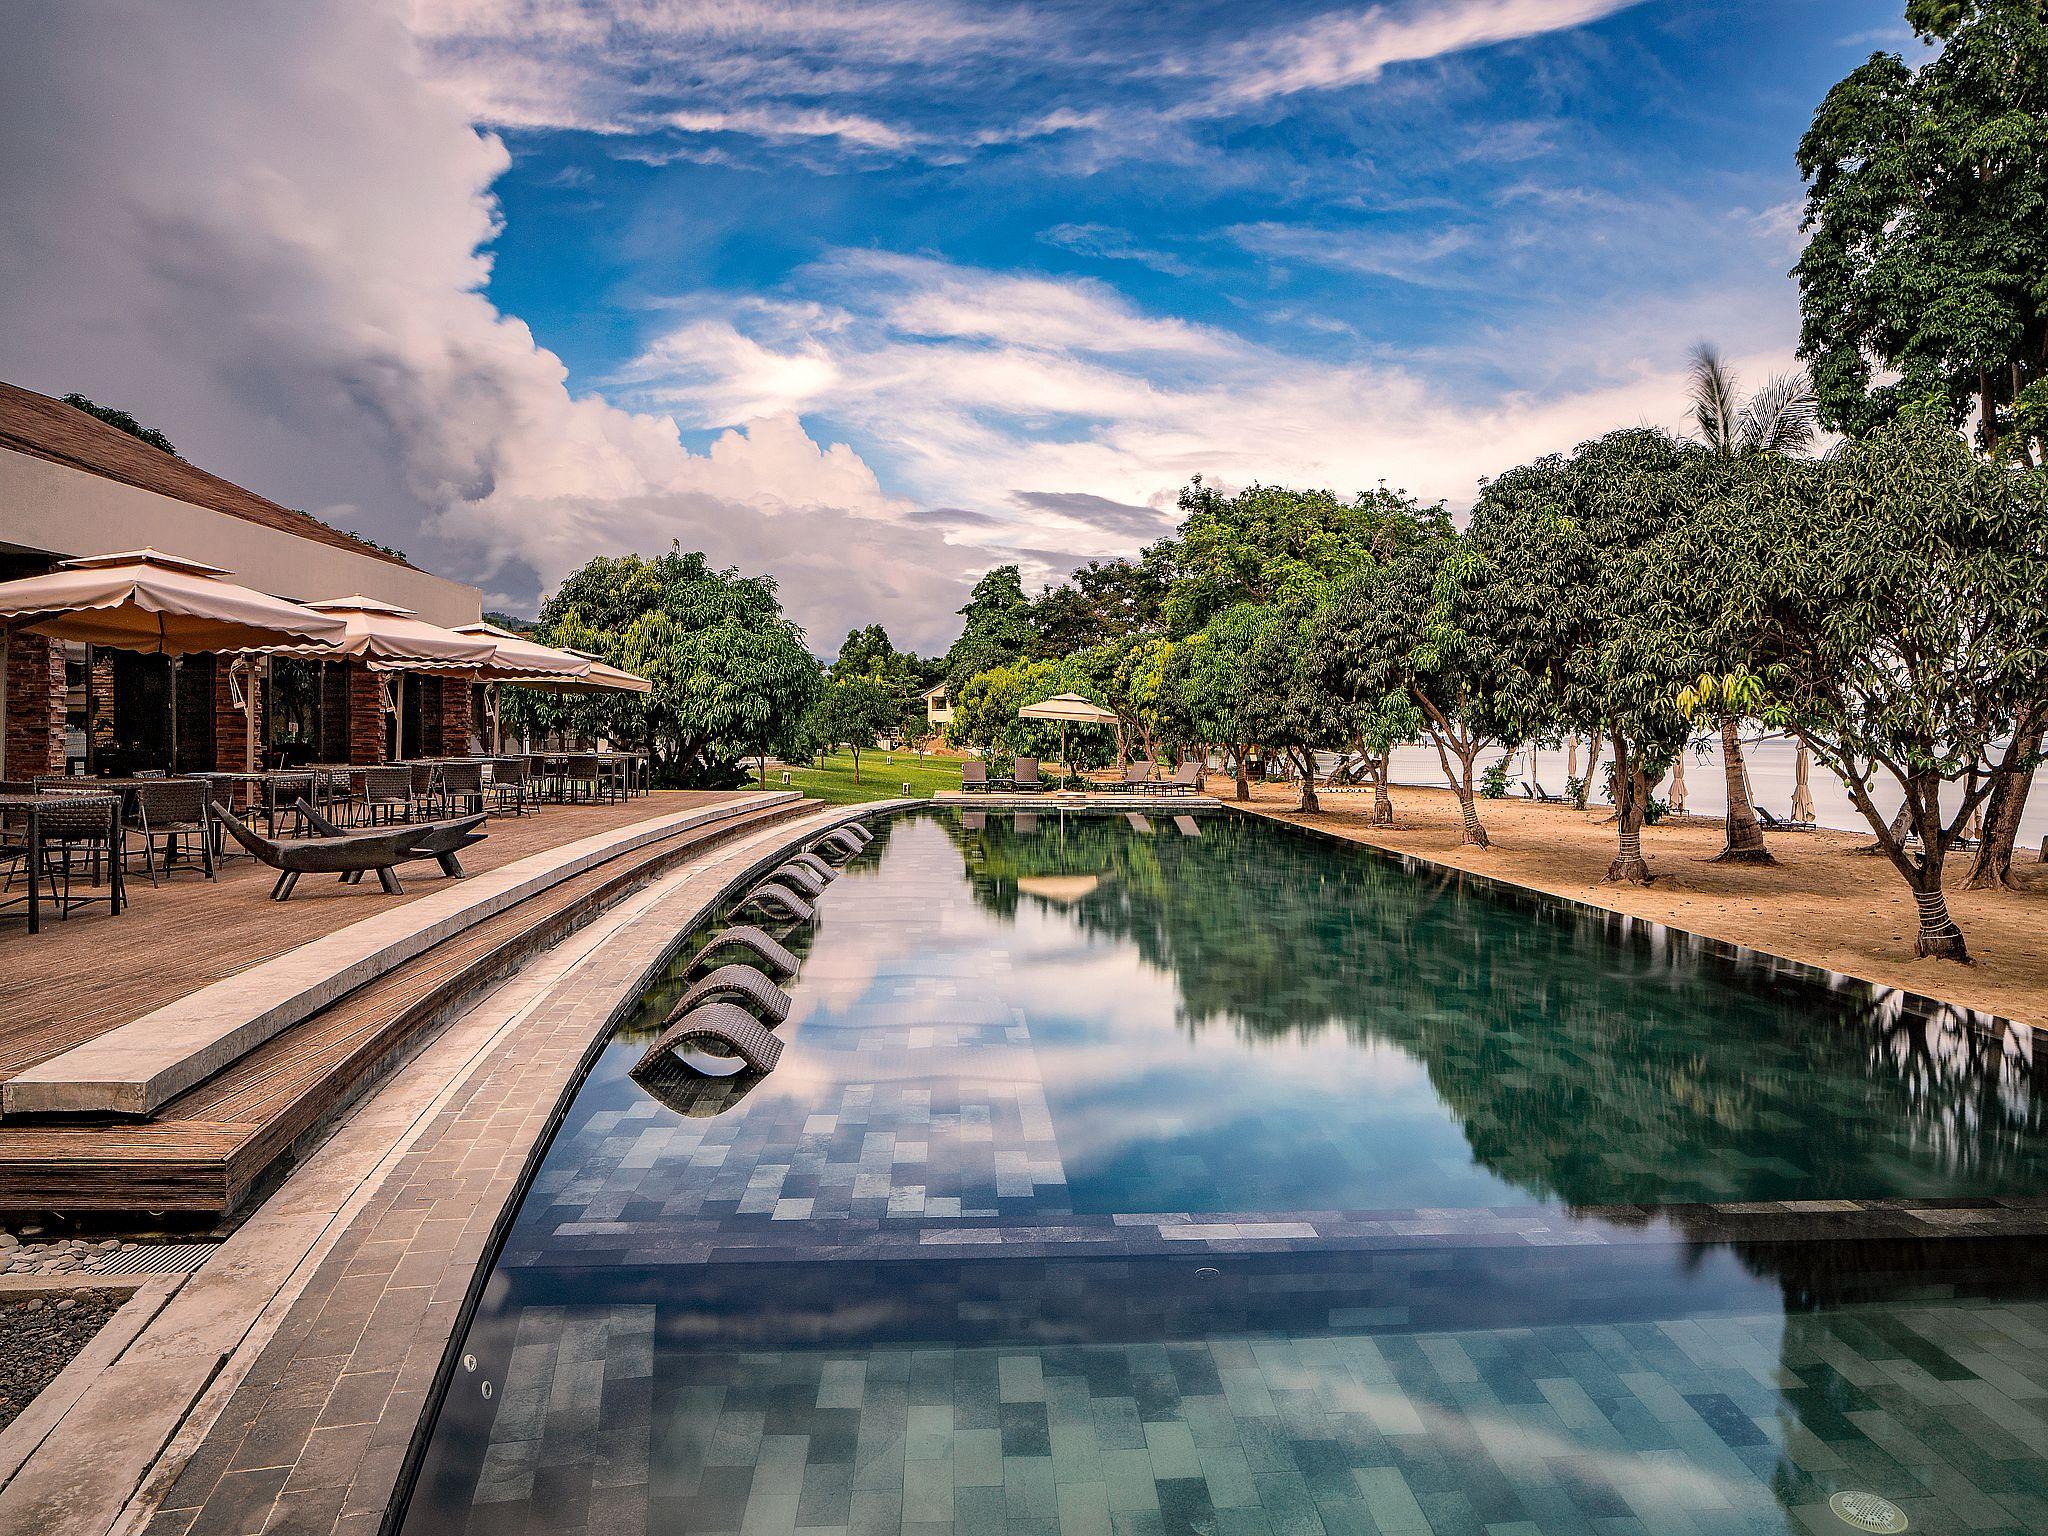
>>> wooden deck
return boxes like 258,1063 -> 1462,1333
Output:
0,791 -> 803,1219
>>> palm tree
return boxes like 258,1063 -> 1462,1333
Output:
1687,344 -> 1818,864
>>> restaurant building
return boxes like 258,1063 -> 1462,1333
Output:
0,381 -> 484,777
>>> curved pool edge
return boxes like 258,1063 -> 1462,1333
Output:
0,798 -> 909,1536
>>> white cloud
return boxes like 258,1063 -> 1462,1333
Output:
0,0 -> 981,652
618,250 -> 1802,588
1194,0 -> 1651,111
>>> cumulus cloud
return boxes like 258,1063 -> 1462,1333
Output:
614,248 -> 1796,580
0,0 -> 982,652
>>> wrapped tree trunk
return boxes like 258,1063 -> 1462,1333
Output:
1964,722 -> 2042,890
1371,752 -> 1395,826
1714,716 -> 1774,864
1605,735 -> 1653,884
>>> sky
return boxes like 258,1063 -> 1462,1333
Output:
0,0 -> 1920,655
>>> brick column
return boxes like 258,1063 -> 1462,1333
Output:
3,631 -> 65,777
173,656 -> 216,774
213,660 -> 264,771
319,663 -> 350,762
347,663 -> 386,764
432,672 -> 474,755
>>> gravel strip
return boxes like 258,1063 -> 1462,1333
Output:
0,1290 -> 127,1433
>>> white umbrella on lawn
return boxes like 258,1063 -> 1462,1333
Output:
1017,693 -> 1120,785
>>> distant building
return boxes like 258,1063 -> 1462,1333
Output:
0,380 -> 483,777
922,683 -> 954,730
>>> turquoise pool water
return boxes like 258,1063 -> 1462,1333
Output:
396,809 -> 2048,1536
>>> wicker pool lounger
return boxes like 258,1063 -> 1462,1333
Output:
740,880 -> 815,922
689,925 -> 798,979
633,1001 -> 784,1076
667,963 -> 792,1026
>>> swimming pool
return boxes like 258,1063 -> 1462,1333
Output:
396,809 -> 2048,1535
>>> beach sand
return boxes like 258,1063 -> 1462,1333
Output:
1229,778 -> 2048,1029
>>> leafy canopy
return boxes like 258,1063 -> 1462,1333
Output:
1795,0 -> 2048,464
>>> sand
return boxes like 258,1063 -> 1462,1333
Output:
1225,778 -> 2048,1028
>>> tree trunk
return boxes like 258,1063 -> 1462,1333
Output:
1910,856 -> 1968,961
850,748 -> 861,784
1296,748 -> 1320,814
1371,753 -> 1394,826
1713,716 -> 1774,864
1964,722 -> 2042,890
1605,736 -> 1653,884
1234,743 -> 1250,803
1856,801 -> 1912,856
1455,754 -> 1489,847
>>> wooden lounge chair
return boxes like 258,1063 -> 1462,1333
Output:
690,925 -> 798,979
1011,757 -> 1044,791
666,963 -> 792,1027
1160,762 -> 1202,795
739,880 -> 814,921
295,801 -> 488,879
961,762 -> 992,794
210,800 -> 437,900
1118,761 -> 1155,789
1527,779 -> 1569,804
633,1001 -> 784,1077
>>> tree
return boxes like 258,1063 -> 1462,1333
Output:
807,674 -> 900,783
1314,535 -> 1534,847
1239,600 -> 1346,814
1466,430 -> 1702,882
943,565 -> 1034,691
1162,479 -> 1445,636
62,393 -> 178,455
1795,0 -> 2048,467
517,546 -> 820,787
1665,417 -> 2048,959
1164,604 -> 1268,801
1683,343 -> 1822,864
1026,553 -> 1173,655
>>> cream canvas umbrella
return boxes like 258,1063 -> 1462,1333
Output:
251,596 -> 498,760
0,549 -> 349,654
1017,693 -> 1120,785
455,626 -> 651,750
0,549 -> 349,777
1791,742 -> 1817,823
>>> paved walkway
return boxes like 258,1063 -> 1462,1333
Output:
0,800 -> 895,1536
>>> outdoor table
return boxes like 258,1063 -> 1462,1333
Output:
0,791 -> 126,935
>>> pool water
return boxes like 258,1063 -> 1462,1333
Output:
396,810 -> 2048,1535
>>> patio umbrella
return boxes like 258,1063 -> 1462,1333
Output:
1668,751 -> 1687,813
1791,742 -> 1817,823
0,549 -> 350,777
1017,693 -> 1120,783
0,548 -> 349,654
455,626 -> 651,750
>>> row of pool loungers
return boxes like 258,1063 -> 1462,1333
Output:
625,818 -> 872,1089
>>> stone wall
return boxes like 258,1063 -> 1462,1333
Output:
432,673 -> 473,756
347,664 -> 386,764
2,632 -> 65,777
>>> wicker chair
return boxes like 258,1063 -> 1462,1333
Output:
129,778 -> 215,884
360,766 -> 415,825
488,756 -> 532,816
31,793 -> 124,918
438,761 -> 486,818
259,772 -> 318,836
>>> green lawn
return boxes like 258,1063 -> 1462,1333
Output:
759,748 -> 966,804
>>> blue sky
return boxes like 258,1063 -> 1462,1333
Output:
2,1 -> 1923,651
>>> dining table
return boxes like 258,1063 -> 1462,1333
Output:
0,790 -> 126,935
